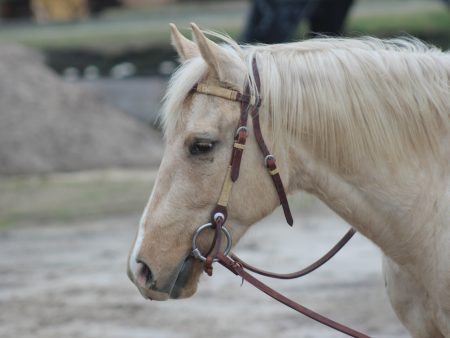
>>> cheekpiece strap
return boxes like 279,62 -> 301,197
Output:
191,57 -> 293,230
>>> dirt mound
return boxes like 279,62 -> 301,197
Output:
0,44 -> 164,175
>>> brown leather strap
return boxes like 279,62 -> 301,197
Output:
230,228 -> 356,279
204,73 -> 253,270
205,214 -> 227,275
230,84 -> 251,182
217,252 -> 371,338
252,112 -> 293,225
248,58 -> 293,226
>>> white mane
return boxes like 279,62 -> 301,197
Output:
163,35 -> 450,174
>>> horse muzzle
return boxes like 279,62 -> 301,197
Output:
128,254 -> 199,300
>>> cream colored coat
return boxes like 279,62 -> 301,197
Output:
128,24 -> 450,338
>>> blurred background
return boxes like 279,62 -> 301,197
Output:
0,1 -> 449,338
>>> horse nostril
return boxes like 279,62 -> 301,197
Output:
136,260 -> 154,289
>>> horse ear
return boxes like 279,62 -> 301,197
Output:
190,23 -> 235,81
169,23 -> 198,61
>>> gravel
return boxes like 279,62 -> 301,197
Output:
0,44 -> 164,175
0,201 -> 410,338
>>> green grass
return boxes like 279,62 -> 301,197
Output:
0,170 -> 326,229
0,21 -> 170,50
0,171 -> 156,227
0,1 -> 246,50
348,10 -> 450,39
293,9 -> 450,49
0,2 -> 448,51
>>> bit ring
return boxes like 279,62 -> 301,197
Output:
191,223 -> 232,262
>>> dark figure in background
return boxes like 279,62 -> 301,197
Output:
0,0 -> 32,19
242,0 -> 355,44
88,0 -> 122,16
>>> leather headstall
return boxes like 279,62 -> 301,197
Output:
190,58 -> 369,338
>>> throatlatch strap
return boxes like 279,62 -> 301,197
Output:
249,58 -> 293,226
251,111 -> 293,226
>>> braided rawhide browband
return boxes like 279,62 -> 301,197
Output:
193,83 -> 258,106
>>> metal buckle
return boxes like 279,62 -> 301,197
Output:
191,223 -> 232,262
264,154 -> 275,167
235,126 -> 248,137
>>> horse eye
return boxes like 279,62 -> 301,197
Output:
189,141 -> 215,155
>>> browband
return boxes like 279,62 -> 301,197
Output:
193,83 -> 258,106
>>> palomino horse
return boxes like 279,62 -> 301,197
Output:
128,23 -> 450,337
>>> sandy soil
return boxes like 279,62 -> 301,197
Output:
0,45 -> 164,175
0,199 -> 411,338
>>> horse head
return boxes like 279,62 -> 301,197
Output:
127,24 -> 290,301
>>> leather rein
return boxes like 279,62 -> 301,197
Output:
190,59 -> 370,338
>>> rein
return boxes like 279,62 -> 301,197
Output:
190,59 -> 370,338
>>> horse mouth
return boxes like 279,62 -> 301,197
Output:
167,255 -> 195,299
131,254 -> 197,301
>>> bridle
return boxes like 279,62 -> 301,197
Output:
189,58 -> 370,338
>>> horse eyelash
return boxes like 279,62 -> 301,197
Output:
189,140 -> 217,155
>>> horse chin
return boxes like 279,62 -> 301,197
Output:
139,288 -> 170,301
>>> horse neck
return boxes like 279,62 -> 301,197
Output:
285,140 -> 449,268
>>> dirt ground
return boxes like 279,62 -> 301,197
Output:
0,187 -> 410,338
